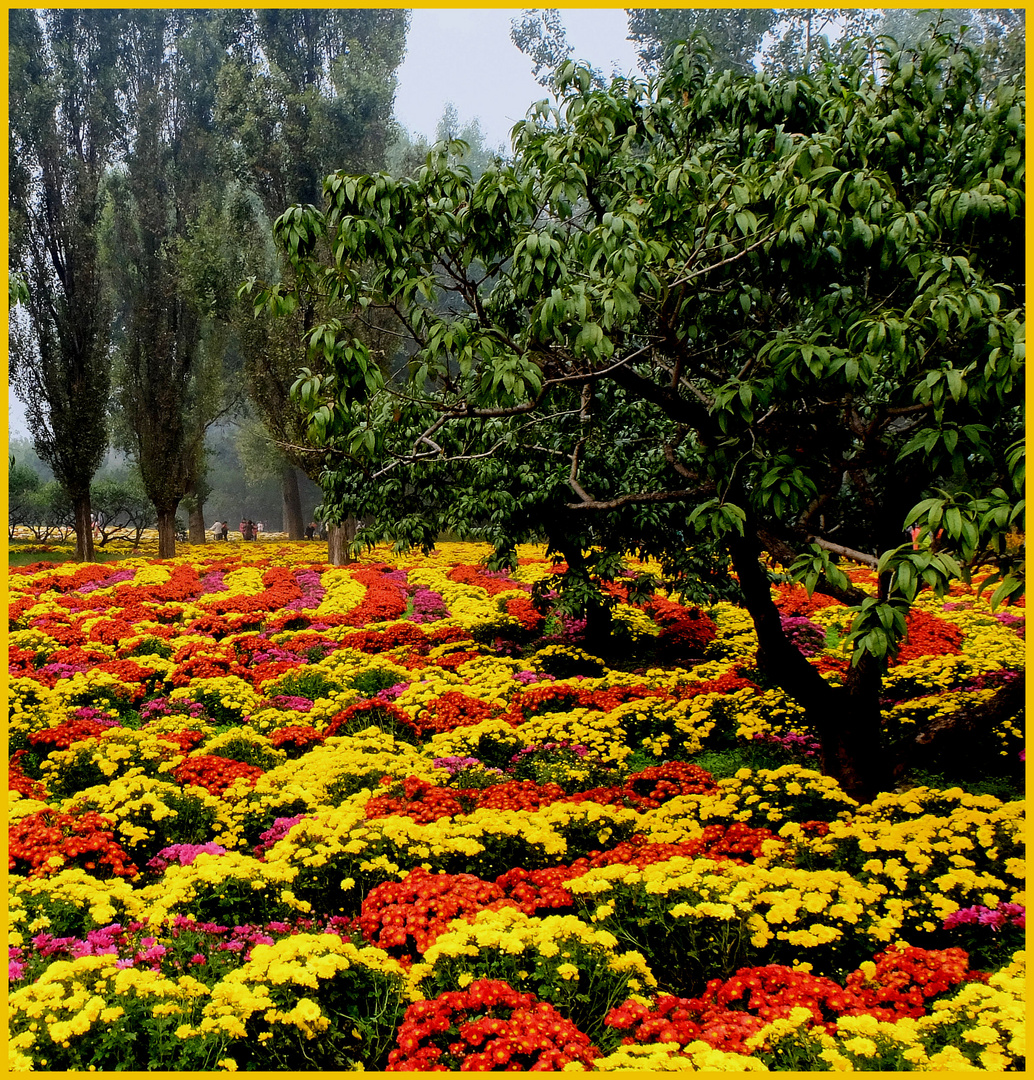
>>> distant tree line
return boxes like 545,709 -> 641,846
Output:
9,9 -> 408,560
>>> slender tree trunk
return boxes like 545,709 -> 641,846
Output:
327,519 -> 356,565
188,500 -> 206,545
156,505 -> 178,559
282,465 -> 305,539
72,491 -> 96,563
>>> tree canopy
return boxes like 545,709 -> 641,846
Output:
260,30 -> 1024,799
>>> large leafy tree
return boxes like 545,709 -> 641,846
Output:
9,10 -> 126,561
262,32 -> 1023,800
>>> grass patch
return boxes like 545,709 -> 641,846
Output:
9,546 -> 136,568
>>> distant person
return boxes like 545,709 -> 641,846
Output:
256,521 -> 264,534
220,521 -> 229,541
305,521 -> 316,540
239,519 -> 247,539
244,520 -> 257,541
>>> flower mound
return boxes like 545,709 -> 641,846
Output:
387,979 -> 599,1071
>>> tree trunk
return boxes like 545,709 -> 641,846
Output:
727,528 -> 890,802
72,491 -> 96,563
820,671 -> 890,804
327,519 -> 356,565
282,465 -> 305,539
188,500 -> 206,545
156,506 -> 178,559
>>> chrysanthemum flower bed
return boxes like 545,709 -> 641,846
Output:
7,541 -> 1025,1071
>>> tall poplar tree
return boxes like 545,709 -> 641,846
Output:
103,10 -> 245,558
9,9 -> 125,561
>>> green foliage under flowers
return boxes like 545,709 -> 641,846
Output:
349,667 -> 405,697
209,941 -> 409,1070
125,636 -> 174,660
509,742 -> 618,793
269,668 -> 343,703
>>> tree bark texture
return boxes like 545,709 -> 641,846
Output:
156,506 -> 178,560
327,519 -> 357,565
188,501 -> 206,545
282,465 -> 305,539
72,493 -> 96,563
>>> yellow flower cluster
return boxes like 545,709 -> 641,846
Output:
10,867 -> 151,943
313,567 -> 367,617
60,774 -> 232,853
410,905 -> 656,997
170,676 -> 263,722
199,933 -> 408,1044
519,707 -> 634,766
225,728 -> 436,831
705,603 -> 758,661
136,851 -> 301,928
9,953 -> 211,1062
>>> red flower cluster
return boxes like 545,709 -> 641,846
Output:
359,868 -> 510,958
324,700 -> 416,740
773,584 -> 844,617
341,623 -> 468,656
619,762 -> 718,808
605,991 -> 767,1056
473,780 -> 568,814
676,669 -> 758,699
269,725 -> 326,756
505,684 -> 629,722
606,947 -> 991,1059
27,718 -> 109,752
364,777 -> 476,824
841,944 -> 988,1020
446,564 -> 520,596
577,823 -> 780,871
502,596 -> 544,632
342,566 -> 410,626
364,777 -> 573,824
8,750 -> 47,801
413,691 -> 502,737
153,730 -> 207,755
645,598 -> 719,655
9,808 -> 138,879
705,964 -> 856,1031
494,866 -> 582,915
171,754 -> 264,797
387,979 -> 598,1071
892,609 -> 964,665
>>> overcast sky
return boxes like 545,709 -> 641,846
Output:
393,8 -> 640,150
8,9 -> 641,441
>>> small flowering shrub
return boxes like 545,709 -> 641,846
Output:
386,979 -> 599,1071
9,808 -> 139,879
171,754 -> 265,797
6,541 -> 1024,1071
198,934 -> 410,1070
358,868 -> 510,959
